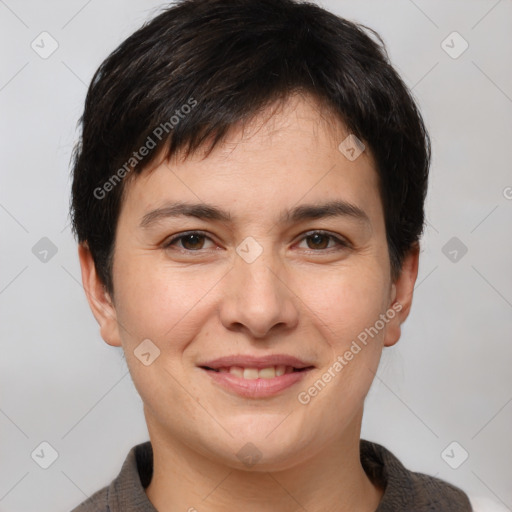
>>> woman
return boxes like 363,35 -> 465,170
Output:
69,0 -> 505,510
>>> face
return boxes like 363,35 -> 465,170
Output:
80,94 -> 418,471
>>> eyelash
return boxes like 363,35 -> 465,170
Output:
162,230 -> 351,253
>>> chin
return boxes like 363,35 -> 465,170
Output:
207,428 -> 317,472
224,445 -> 312,473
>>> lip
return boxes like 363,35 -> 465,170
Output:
198,354 -> 313,370
202,367 -> 313,398
198,354 -> 315,399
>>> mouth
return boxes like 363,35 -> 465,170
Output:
198,355 -> 315,398
200,365 -> 313,379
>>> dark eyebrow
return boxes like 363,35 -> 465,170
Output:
282,200 -> 370,226
139,202 -> 232,228
139,200 -> 370,229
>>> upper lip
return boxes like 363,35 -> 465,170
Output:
198,354 -> 314,370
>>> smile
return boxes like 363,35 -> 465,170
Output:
203,365 -> 310,379
200,364 -> 314,398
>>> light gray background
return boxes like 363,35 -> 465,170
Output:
1,1 -> 511,511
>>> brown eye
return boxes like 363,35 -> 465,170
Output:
298,231 -> 350,252
163,232 -> 214,251
305,233 -> 330,250
180,234 -> 205,250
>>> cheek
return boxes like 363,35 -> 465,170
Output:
305,264 -> 391,343
112,252 -> 217,348
298,262 -> 391,402
112,257 -> 211,423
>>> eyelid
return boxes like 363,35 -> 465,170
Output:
163,229 -> 351,252
163,230 -> 215,249
296,230 -> 351,252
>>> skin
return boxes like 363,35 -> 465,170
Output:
79,93 -> 419,512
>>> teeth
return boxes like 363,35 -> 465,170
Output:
230,366 -> 244,378
258,367 -> 276,379
243,368 -> 259,379
217,365 -> 296,379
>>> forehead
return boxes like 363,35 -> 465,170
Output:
118,94 -> 383,228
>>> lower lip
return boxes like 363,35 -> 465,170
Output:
202,368 -> 312,398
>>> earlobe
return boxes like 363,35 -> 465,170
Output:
77,243 -> 122,347
383,243 -> 420,348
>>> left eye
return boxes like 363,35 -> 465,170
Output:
298,231 -> 349,251
163,231 -> 349,252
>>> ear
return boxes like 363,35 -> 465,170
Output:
78,243 -> 122,347
383,243 -> 420,348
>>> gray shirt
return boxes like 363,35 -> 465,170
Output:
70,439 -> 472,511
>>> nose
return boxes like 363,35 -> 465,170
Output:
218,245 -> 299,339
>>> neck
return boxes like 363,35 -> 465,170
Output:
144,412 -> 383,512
